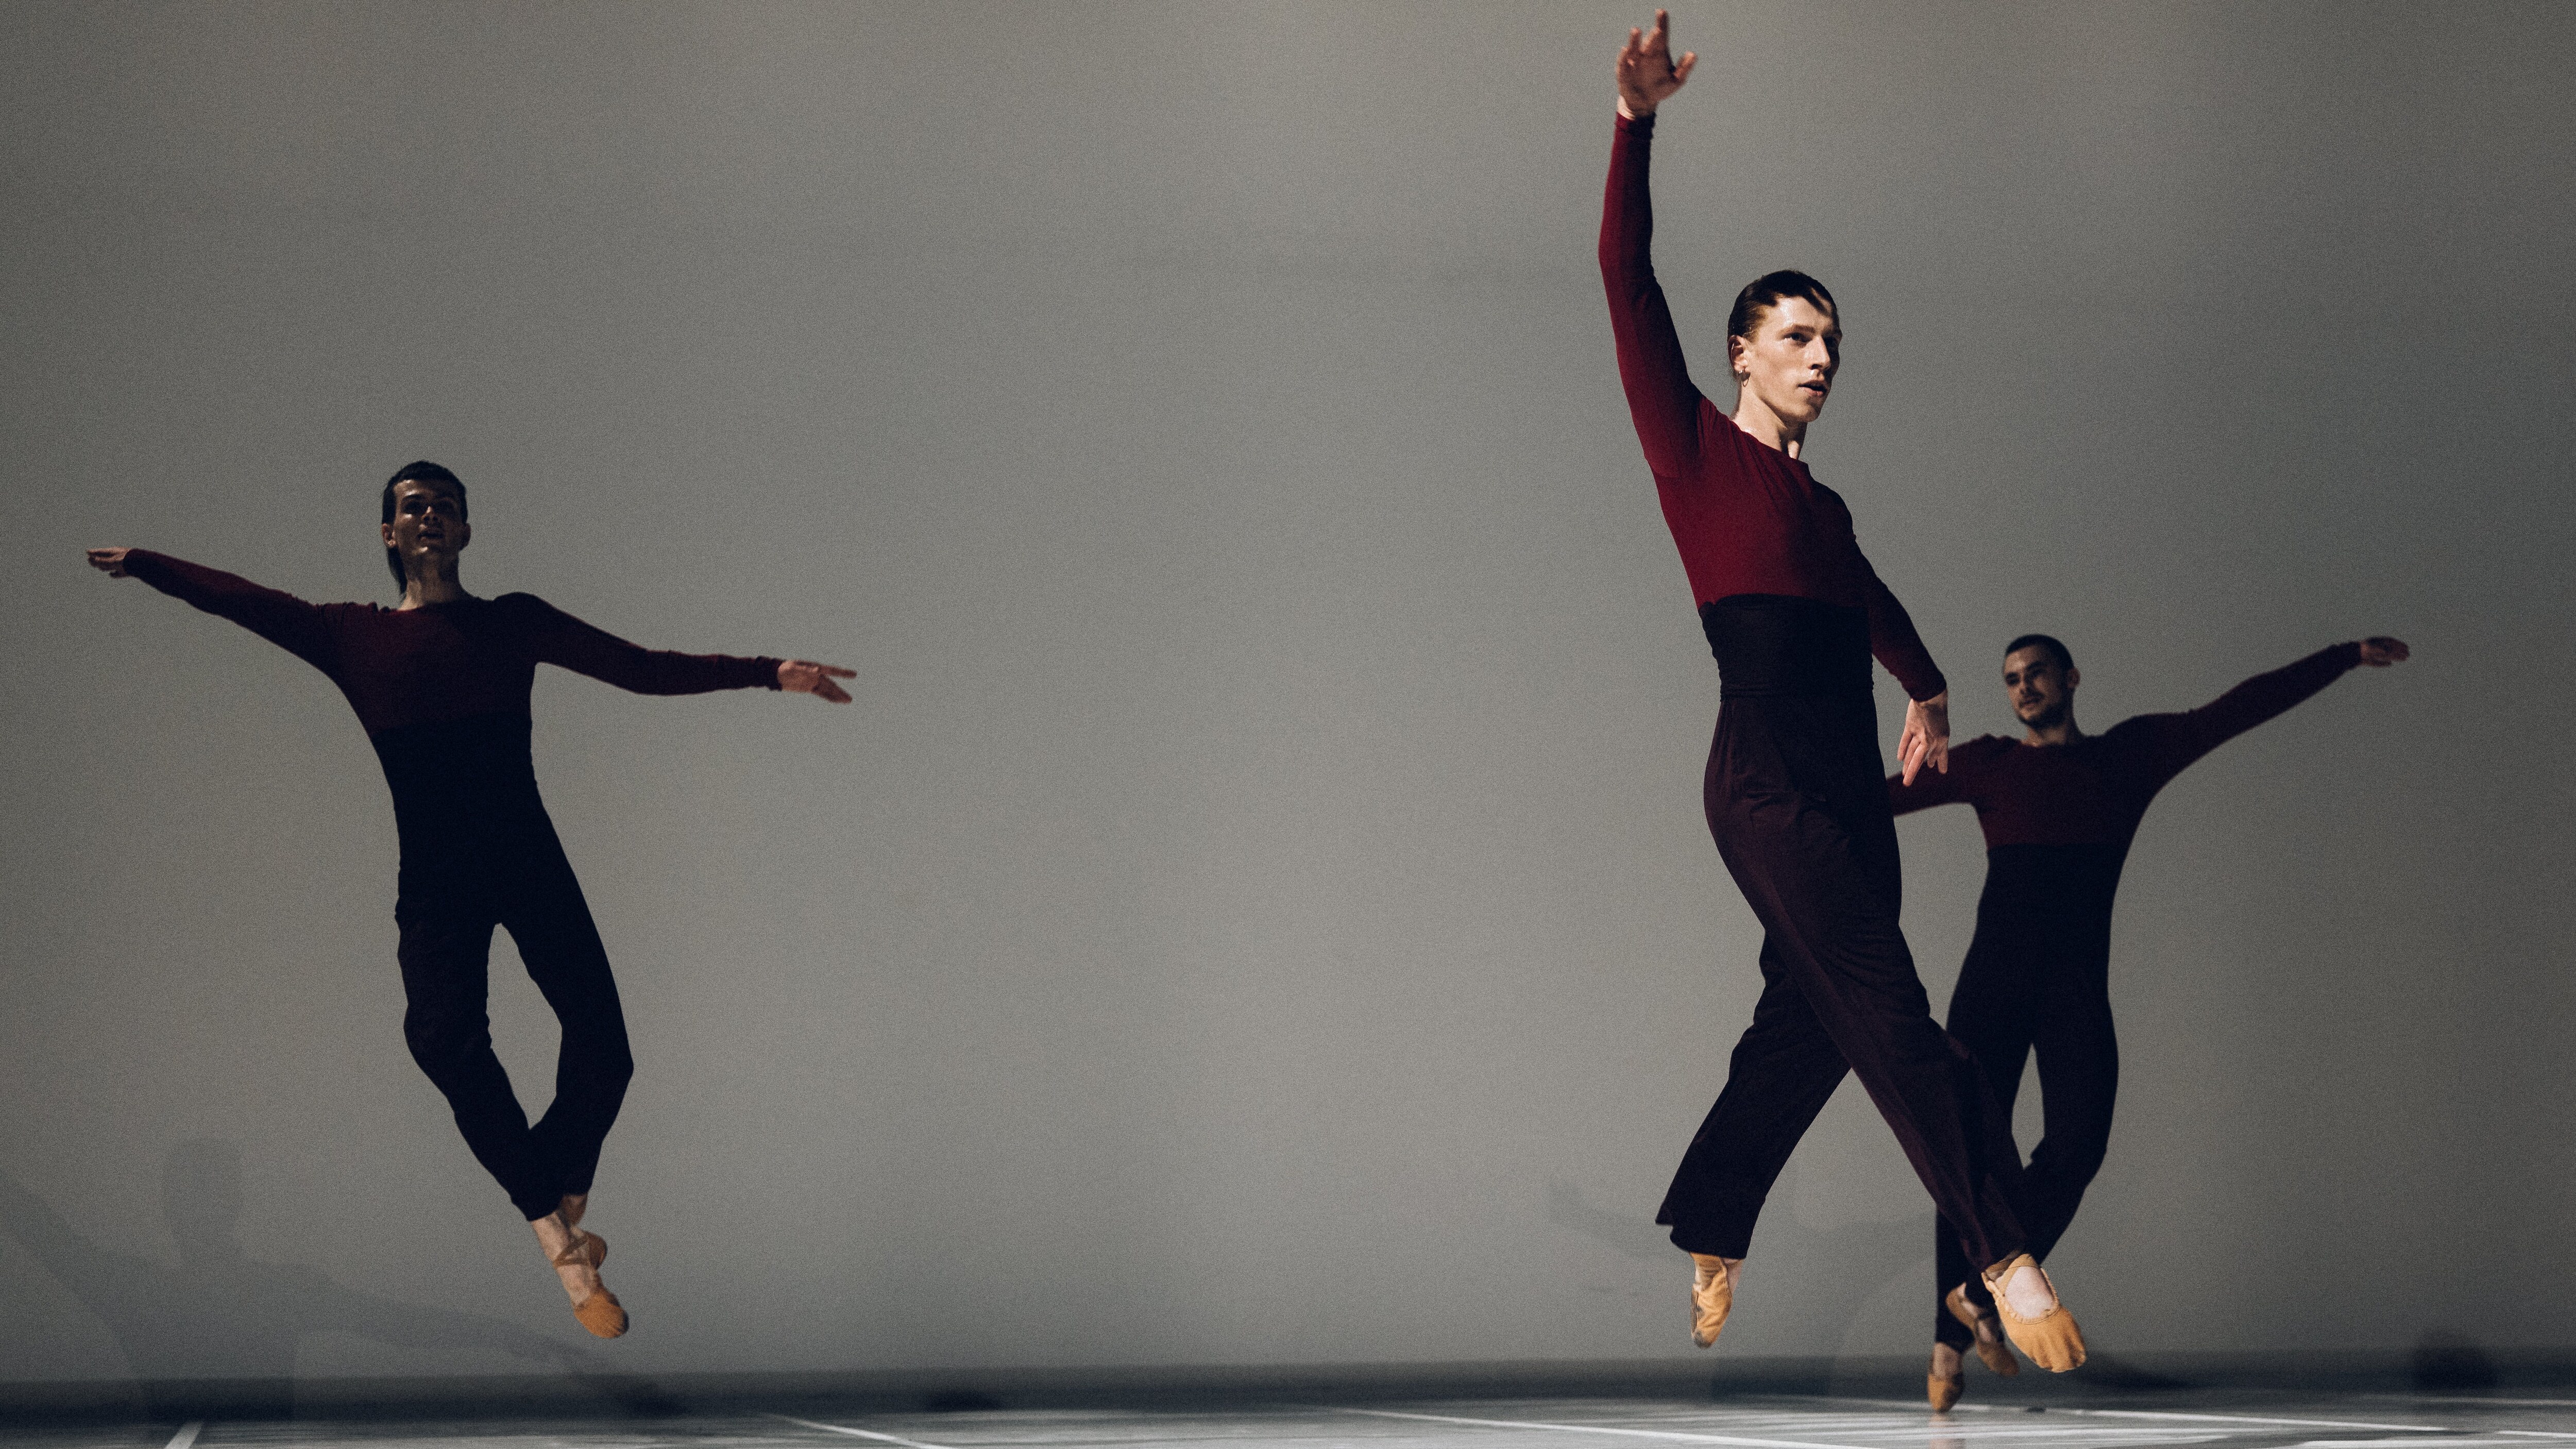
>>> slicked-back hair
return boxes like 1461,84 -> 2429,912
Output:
1727,269 -> 1838,342
380,460 -> 466,593
2004,633 -> 2074,675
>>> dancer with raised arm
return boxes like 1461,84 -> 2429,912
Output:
1601,11 -> 2082,1373
87,461 -> 853,1339
1897,633 -> 2408,1408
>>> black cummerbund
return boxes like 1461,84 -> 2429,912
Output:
368,711 -> 549,850
1700,594 -> 1872,699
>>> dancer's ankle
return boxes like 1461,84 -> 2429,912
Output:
1987,1257 -> 2057,1319
530,1208 -> 573,1256
1930,1342 -> 1962,1375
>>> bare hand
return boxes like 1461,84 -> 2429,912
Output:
1616,10 -> 1697,115
779,660 -> 855,703
87,546 -> 134,577
2357,636 -> 2409,667
1897,690 -> 1951,785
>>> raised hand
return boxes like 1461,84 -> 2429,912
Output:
1617,9 -> 1698,116
778,660 -> 856,703
86,546 -> 134,577
2357,636 -> 2409,667
1897,689 -> 1951,786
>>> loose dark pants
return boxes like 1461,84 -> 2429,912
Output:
394,807 -> 634,1222
1931,843 -> 2124,1346
1658,597 -> 2032,1272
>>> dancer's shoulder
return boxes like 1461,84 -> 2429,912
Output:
486,591 -> 561,620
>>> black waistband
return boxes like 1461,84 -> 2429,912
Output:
368,713 -> 546,835
1977,843 -> 2130,918
1700,595 -> 1872,698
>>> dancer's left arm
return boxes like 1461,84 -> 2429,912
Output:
518,596 -> 853,702
1855,551 -> 1950,785
2141,637 -> 2406,783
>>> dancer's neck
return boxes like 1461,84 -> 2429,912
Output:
400,562 -> 471,610
2020,716 -> 2082,748
1731,399 -> 1809,460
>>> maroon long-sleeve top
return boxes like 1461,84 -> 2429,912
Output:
1886,644 -> 2363,848
1600,111 -> 1944,701
124,549 -> 783,738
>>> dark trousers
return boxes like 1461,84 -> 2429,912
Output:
1658,692 -> 2032,1270
395,812 -> 634,1222
1932,844 -> 2123,1346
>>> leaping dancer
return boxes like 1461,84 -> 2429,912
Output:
1602,11 -> 2082,1373
87,461 -> 854,1339
1895,632 -> 2408,1408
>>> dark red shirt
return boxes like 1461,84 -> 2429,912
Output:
1886,644 -> 2362,848
1600,111 -> 1944,701
125,549 -> 782,737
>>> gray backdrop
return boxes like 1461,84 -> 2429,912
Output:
3,0 -> 2570,1388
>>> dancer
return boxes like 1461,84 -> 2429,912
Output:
1896,632 -> 2408,1407
87,461 -> 853,1339
1602,11 -> 2081,1372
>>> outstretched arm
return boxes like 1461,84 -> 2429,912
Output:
88,546 -> 336,676
521,597 -> 851,702
1887,750 -> 1968,817
1600,11 -> 1708,480
2141,637 -> 2408,784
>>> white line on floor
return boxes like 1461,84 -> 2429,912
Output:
1769,1395 -> 2454,1434
766,1412 -> 956,1449
2366,1399 -> 2576,1409
2058,1410 -> 2449,1433
165,1423 -> 204,1449
1332,1405 -> 1870,1449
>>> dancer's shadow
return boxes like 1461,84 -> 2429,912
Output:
1544,1176 -> 1924,1360
1544,1178 -> 2187,1390
0,1142 -> 675,1418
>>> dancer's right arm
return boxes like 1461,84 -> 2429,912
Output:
87,547 -> 336,675
1886,761 -> 1965,816
1887,735 -> 1998,816
1601,11 -> 1706,479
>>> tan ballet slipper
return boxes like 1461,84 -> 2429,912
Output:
1945,1282 -> 2021,1376
551,1235 -> 628,1339
1687,1253 -> 1738,1349
1979,1253 -> 2083,1373
1928,1341 -> 1967,1409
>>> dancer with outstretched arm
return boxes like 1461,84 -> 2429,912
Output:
87,461 -> 853,1339
1601,12 -> 2083,1373
1896,633 -> 2408,1408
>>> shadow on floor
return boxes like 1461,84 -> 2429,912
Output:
0,1142 -> 680,1420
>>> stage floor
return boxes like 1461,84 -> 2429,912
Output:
12,1392 -> 2576,1449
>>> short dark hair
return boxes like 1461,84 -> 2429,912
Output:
2004,633 -> 2074,673
381,461 -> 466,593
1727,269 -> 1838,341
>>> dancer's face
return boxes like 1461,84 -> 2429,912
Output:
1728,297 -> 1841,427
381,479 -> 470,579
2002,646 -> 2077,733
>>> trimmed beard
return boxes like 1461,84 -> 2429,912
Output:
2018,698 -> 2069,732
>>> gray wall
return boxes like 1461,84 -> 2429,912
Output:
3,0 -> 2570,1386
